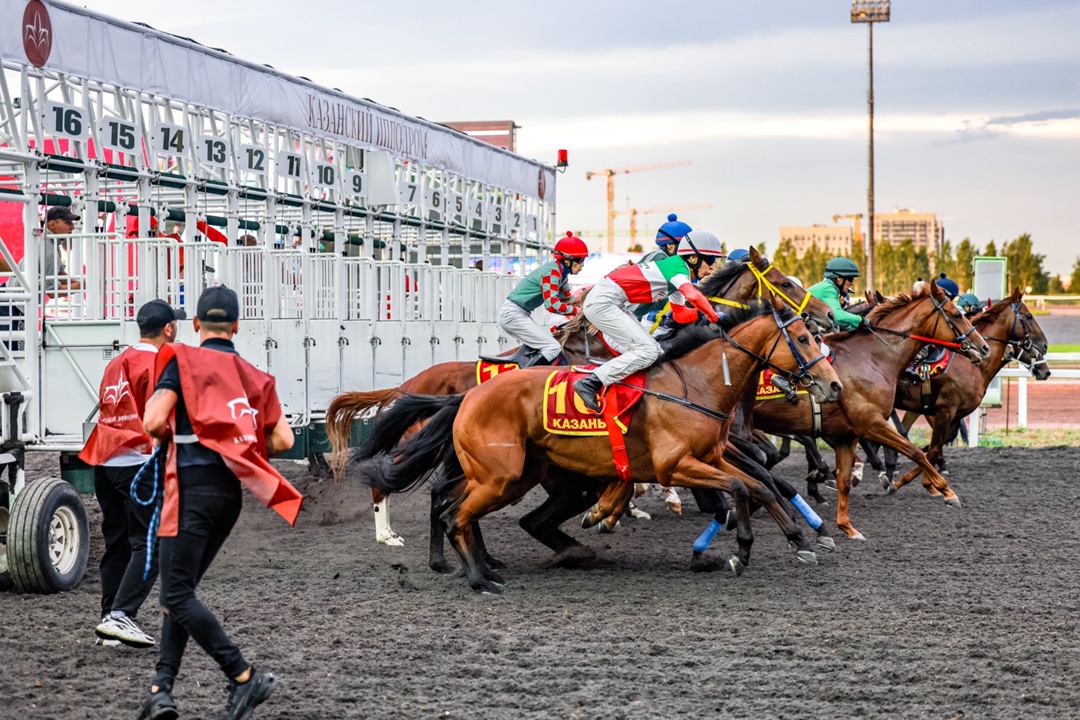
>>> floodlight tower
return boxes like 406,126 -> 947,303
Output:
851,0 -> 890,293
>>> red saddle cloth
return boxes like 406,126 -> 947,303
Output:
475,359 -> 520,385
920,349 -> 953,379
543,366 -> 646,436
755,368 -> 808,402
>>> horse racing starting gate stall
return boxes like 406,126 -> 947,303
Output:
0,0 -> 557,592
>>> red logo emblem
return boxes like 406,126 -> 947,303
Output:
537,167 -> 547,201
23,0 -> 53,68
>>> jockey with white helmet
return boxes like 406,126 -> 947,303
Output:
498,231 -> 588,367
574,229 -> 723,413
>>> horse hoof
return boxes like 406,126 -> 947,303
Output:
796,550 -> 818,565
879,471 -> 891,490
377,532 -> 405,547
849,532 -> 866,541
580,511 -> 598,529
852,462 -> 864,484
886,482 -> 898,495
825,479 -> 838,490
727,557 -> 746,577
430,561 -> 456,575
945,497 -> 962,509
816,536 -> 836,551
477,581 -> 503,595
596,517 -> 619,534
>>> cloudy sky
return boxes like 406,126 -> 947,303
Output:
87,0 -> 1079,275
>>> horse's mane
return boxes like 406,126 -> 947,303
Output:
554,286 -> 596,341
828,286 -> 931,341
659,300 -> 789,361
696,261 -> 750,299
974,297 -> 1013,326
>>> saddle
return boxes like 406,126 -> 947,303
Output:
902,345 -> 954,412
480,345 -> 551,369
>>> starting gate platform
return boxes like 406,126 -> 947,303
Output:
0,0 -> 556,592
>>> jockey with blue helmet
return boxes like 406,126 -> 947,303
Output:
935,272 -> 960,300
726,248 -> 750,265
807,257 -> 866,331
634,214 -> 695,320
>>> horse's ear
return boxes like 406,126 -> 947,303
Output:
875,290 -> 885,303
1011,286 -> 1023,301
770,294 -> 785,312
929,279 -> 944,300
749,246 -> 763,265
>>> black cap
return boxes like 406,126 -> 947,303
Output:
136,299 -> 186,334
47,206 -> 79,224
196,286 -> 240,323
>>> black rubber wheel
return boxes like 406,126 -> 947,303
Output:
0,496 -> 12,591
8,478 -> 89,594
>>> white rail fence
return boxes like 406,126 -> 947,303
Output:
968,352 -> 1080,445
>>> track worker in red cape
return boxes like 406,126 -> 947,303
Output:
80,300 -> 184,649
573,230 -> 723,413
138,286 -> 302,720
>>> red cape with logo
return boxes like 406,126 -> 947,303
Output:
78,346 -> 157,466
153,343 -> 303,536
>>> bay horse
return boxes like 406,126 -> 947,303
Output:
748,281 -> 989,540
359,297 -> 843,593
866,288 -> 1050,484
327,246 -> 838,549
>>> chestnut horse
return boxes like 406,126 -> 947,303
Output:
327,246 -> 838,548
749,281 -> 989,540
867,288 -> 1050,483
359,298 -> 842,593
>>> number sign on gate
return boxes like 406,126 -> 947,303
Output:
153,122 -> 187,157
345,170 -> 367,200
449,192 -> 465,224
314,162 -> 338,190
426,184 -> 445,218
199,134 -> 232,169
277,151 -> 307,184
98,115 -> 138,154
42,101 -> 90,142
238,144 -> 268,175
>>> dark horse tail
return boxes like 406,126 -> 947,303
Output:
359,394 -> 464,495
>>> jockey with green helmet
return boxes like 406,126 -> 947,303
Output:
498,231 -> 588,367
956,292 -> 986,316
807,257 -> 866,331
574,230 -> 723,413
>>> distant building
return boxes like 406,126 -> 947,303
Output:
874,208 -> 944,255
779,224 -> 853,258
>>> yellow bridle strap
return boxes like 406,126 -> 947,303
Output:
649,296 -> 750,334
749,263 -> 811,314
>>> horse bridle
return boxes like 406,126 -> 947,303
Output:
723,306 -> 830,400
984,301 -> 1047,375
868,294 -> 981,357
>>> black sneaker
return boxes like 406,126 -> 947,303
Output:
136,690 -> 178,720
222,670 -> 278,720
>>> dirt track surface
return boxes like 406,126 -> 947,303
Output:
3,447 -> 1080,719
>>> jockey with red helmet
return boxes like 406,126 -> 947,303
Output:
573,230 -> 724,413
498,231 -> 588,367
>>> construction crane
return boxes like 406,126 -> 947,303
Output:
585,161 -> 691,253
832,213 -> 865,253
615,203 -> 713,248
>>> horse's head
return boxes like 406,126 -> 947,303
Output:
743,247 -> 838,336
921,281 -> 989,363
743,295 -> 843,404
988,288 -> 1051,380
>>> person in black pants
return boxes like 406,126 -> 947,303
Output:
139,286 -> 296,720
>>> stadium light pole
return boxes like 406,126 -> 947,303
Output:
851,0 -> 890,293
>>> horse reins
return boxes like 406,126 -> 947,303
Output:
983,301 -> 1047,375
865,295 -> 978,354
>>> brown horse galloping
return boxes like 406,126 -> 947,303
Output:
751,281 -> 989,540
359,298 -> 842,593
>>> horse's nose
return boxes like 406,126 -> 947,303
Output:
981,343 -> 990,357
830,380 -> 843,398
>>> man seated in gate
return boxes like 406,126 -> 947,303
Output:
497,231 -> 588,368
573,230 -> 724,413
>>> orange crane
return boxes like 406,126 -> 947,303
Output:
585,161 -> 691,252
832,213 -> 865,253
615,203 -> 713,248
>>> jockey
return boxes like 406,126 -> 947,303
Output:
726,248 -> 750,266
956,292 -> 986,316
641,213 -> 692,263
573,230 -> 723,413
935,272 -> 960,300
807,257 -> 866,331
498,231 -> 588,367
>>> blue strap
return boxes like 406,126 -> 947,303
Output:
129,444 -> 166,580
692,519 -> 724,553
789,493 -> 822,530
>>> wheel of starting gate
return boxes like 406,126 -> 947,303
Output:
8,478 -> 89,594
0,492 -> 12,591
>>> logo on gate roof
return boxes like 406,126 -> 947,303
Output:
23,0 -> 53,68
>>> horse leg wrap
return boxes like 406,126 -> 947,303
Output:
693,519 -> 724,553
790,494 -> 823,530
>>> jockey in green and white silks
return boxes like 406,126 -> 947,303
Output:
807,256 -> 866,331
498,232 -> 588,367
573,230 -> 724,413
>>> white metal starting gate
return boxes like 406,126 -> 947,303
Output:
0,0 -> 557,452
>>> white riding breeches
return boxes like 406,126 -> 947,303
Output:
582,279 -> 661,386
498,300 -> 563,361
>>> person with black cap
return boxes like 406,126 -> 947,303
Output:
37,205 -> 84,295
79,300 -> 185,649
139,285 -> 301,720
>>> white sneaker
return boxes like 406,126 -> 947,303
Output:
96,614 -> 155,648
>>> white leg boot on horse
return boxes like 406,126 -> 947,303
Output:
373,498 -> 404,546
663,486 -> 682,515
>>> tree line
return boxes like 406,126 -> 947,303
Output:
766,233 -> 1077,297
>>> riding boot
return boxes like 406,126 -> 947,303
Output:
573,373 -> 604,414
516,349 -> 552,369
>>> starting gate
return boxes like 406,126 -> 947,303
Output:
0,0 -> 558,592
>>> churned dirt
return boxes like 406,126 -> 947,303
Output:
2,446 -> 1080,719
